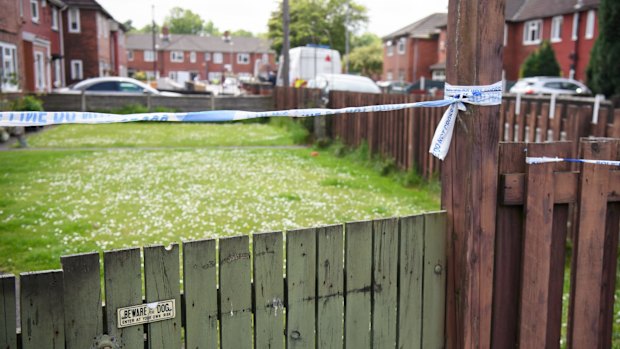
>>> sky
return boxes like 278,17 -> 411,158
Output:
97,0 -> 449,37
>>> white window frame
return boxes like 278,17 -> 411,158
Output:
204,52 -> 211,61
397,38 -> 406,55
572,12 -> 580,41
51,7 -> 59,31
170,51 -> 184,63
69,7 -> 80,33
127,50 -> 133,61
143,50 -> 155,62
34,51 -> 45,90
386,71 -> 393,81
213,52 -> 223,64
0,42 -> 19,92
551,16 -> 563,42
70,59 -> 83,80
386,41 -> 394,56
432,69 -> 446,82
30,0 -> 39,23
53,59 -> 61,87
523,19 -> 542,45
237,53 -> 250,64
585,10 -> 595,39
190,51 -> 196,63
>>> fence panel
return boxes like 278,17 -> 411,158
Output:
422,212 -> 447,349
253,231 -> 284,349
344,221 -> 372,349
317,225 -> 344,348
20,271 -> 64,349
103,248 -> 143,348
372,218 -> 399,347
0,274 -> 16,349
218,236 -> 252,349
183,239 -> 218,349
60,253 -> 102,349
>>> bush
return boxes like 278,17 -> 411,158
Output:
11,95 -> 44,111
269,117 -> 310,144
520,41 -> 561,78
587,0 -> 620,97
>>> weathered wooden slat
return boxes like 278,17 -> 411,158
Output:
569,139 -> 616,349
317,225 -> 344,348
286,228 -> 316,349
183,239 -> 218,349
491,142 -> 527,349
422,212 -> 447,348
518,143 -> 559,348
143,244 -> 181,349
104,248 -> 143,349
397,215 -> 424,349
344,221 -> 372,349
20,270 -> 64,349
0,274 -> 16,349
372,218 -> 398,348
61,252 -> 102,349
253,231 -> 284,349
600,203 -> 620,349
219,236 -> 252,349
501,171 -> 579,205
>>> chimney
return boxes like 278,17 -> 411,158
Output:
162,25 -> 170,41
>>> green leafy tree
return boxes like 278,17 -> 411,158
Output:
347,33 -> 382,76
520,41 -> 561,78
268,0 -> 368,55
122,20 -> 135,32
203,20 -> 221,36
587,0 -> 620,98
232,29 -> 254,38
165,7 -> 204,34
137,23 -> 160,34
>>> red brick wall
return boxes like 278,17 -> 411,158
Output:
63,8 -> 99,83
383,37 -> 438,82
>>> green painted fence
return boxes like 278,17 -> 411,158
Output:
0,212 -> 446,349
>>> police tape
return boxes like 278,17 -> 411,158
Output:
526,156 -> 620,167
0,81 -> 503,160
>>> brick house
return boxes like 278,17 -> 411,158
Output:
126,30 -> 275,84
382,13 -> 447,83
384,0 -> 600,85
0,0 -> 24,92
20,0 -> 66,93
61,0 -> 127,85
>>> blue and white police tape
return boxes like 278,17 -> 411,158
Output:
526,156 -> 620,167
0,81 -> 503,160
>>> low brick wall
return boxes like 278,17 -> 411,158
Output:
38,93 -> 275,113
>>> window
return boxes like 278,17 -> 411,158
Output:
127,50 -> 134,61
386,71 -> 393,81
213,52 -> 223,64
190,51 -> 196,63
30,0 -> 39,23
34,52 -> 46,90
572,12 -> 580,40
170,51 -> 183,62
53,59 -> 61,87
386,42 -> 394,56
551,16 -> 563,42
69,8 -> 80,33
0,42 -> 19,91
432,70 -> 446,81
86,81 -> 117,91
51,7 -> 59,30
397,38 -> 405,54
70,60 -> 83,80
204,52 -> 211,61
119,82 -> 144,93
262,53 -> 268,63
143,50 -> 155,62
237,53 -> 250,64
523,19 -> 542,45
585,10 -> 595,39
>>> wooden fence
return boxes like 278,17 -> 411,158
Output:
493,138 -> 619,348
0,212 -> 446,349
274,87 -> 620,179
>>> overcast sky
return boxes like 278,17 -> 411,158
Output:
97,0 -> 449,37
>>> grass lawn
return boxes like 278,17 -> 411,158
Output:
0,122 -> 439,274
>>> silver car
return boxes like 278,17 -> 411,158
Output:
509,77 -> 591,96
56,77 -> 181,96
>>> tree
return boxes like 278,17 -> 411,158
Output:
519,41 -> 561,78
232,29 -> 254,38
267,0 -> 368,55
587,0 -> 620,98
347,33 -> 382,76
203,20 -> 220,36
137,23 -> 160,34
165,7 -> 204,35
122,20 -> 136,33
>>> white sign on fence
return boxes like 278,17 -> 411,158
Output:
117,299 -> 176,328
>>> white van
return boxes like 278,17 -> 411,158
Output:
307,73 -> 381,94
277,46 -> 342,86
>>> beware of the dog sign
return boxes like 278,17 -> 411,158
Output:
117,299 -> 175,328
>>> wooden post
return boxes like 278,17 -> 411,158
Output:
442,1 -> 505,348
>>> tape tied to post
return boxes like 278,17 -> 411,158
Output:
526,156 -> 620,167
0,81 -> 503,160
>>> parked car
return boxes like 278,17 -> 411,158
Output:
509,77 -> 591,96
307,74 -> 381,94
377,80 -> 411,94
56,77 -> 181,96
